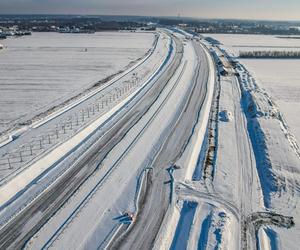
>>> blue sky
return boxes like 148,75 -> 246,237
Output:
0,0 -> 299,21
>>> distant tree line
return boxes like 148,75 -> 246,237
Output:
0,16 -> 147,33
239,50 -> 300,58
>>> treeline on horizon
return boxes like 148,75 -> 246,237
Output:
239,50 -> 300,58
1,15 -> 300,36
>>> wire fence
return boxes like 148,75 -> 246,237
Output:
0,75 -> 143,174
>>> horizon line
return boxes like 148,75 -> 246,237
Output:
0,13 -> 299,23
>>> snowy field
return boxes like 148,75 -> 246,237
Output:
203,33 -> 300,56
204,33 -> 300,144
241,59 -> 300,143
0,31 -> 155,134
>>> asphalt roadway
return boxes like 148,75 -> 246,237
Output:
111,41 -> 211,249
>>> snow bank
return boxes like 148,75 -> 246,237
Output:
183,43 -> 216,181
153,203 -> 181,250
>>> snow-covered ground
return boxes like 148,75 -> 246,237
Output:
200,33 -> 300,249
0,31 -> 169,225
0,31 -> 163,182
240,59 -> 300,144
0,32 -> 155,134
203,33 -> 300,56
204,33 -> 300,151
2,28 -> 299,249
161,32 -> 300,250
24,32 -> 187,249
17,29 -> 216,250
237,65 -> 300,250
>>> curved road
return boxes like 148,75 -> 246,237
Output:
111,41 -> 212,250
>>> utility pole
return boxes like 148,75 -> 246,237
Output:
8,157 -> 12,169
30,144 -> 33,155
19,151 -> 23,162
62,125 -> 66,134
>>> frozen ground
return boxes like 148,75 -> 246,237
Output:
0,31 -> 154,134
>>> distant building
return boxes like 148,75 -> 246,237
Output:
289,26 -> 300,31
147,22 -> 157,26
178,23 -> 188,28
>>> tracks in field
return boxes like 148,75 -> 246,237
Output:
177,182 -> 240,221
